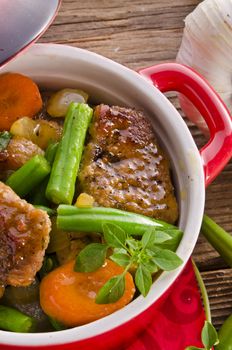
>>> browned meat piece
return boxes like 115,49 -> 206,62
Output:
0,135 -> 44,171
0,182 -> 50,287
79,105 -> 178,224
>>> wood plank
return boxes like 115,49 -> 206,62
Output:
40,0 -> 201,68
201,268 -> 232,329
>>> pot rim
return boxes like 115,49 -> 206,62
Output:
0,43 -> 205,346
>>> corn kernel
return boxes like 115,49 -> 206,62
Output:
75,193 -> 94,208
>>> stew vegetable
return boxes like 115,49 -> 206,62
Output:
0,72 -> 183,332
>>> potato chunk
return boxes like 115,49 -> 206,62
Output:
0,136 -> 44,171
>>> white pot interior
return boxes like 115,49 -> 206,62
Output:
0,44 -> 205,346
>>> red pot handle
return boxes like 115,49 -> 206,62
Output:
138,63 -> 232,187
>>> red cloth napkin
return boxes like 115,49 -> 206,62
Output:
126,260 -> 205,350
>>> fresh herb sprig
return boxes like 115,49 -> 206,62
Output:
186,261 -> 220,350
74,223 -> 183,304
185,321 -> 219,350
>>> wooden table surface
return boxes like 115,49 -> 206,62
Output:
39,0 -> 232,330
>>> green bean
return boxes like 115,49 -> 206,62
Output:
31,179 -> 50,206
6,155 -> 50,198
31,142 -> 59,206
45,142 -> 59,164
46,103 -> 93,205
34,205 -> 56,216
201,216 -> 232,349
0,305 -> 36,332
39,255 -> 58,279
215,314 -> 232,350
201,215 -> 232,268
57,205 -> 182,251
48,317 -> 66,331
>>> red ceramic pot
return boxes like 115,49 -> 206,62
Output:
0,44 -> 231,349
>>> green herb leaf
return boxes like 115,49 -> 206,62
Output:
156,229 -> 183,252
141,228 -> 171,249
74,243 -> 108,272
126,237 -> 141,251
142,259 -> 158,274
135,264 -> 152,297
185,347 -> 203,350
151,248 -> 183,271
153,230 -> 173,243
0,131 -> 11,152
113,247 -> 128,255
73,222 -> 183,305
96,274 -> 125,304
141,229 -> 155,249
102,223 -> 127,249
110,253 -> 131,267
201,321 -> 219,350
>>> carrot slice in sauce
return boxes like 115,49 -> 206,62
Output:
0,73 -> 42,131
40,259 -> 135,327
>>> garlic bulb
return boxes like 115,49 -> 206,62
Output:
177,0 -> 232,134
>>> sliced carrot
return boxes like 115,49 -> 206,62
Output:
0,73 -> 42,131
40,259 -> 135,327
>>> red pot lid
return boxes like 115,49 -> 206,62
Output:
0,0 -> 61,67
